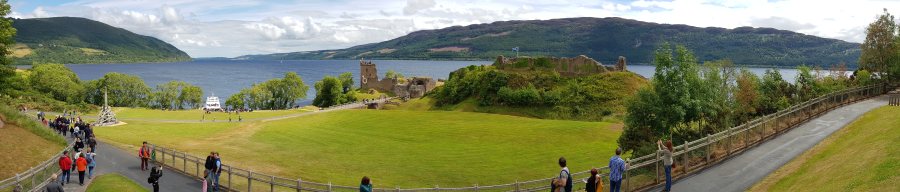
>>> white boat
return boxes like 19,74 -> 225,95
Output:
203,94 -> 222,111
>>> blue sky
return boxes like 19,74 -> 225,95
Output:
9,0 -> 898,57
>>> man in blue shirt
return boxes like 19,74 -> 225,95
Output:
608,147 -> 628,192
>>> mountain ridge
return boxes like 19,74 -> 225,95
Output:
11,17 -> 191,65
238,17 -> 861,68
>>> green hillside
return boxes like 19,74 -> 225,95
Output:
10,17 -> 191,65
239,17 -> 860,68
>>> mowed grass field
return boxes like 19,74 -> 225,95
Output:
0,123 -> 63,179
749,106 -> 900,192
95,109 -> 621,188
112,107 -> 312,121
86,174 -> 149,192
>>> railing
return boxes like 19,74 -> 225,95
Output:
0,142 -> 74,192
621,83 -> 890,191
146,83 -> 891,192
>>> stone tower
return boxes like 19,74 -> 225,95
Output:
360,60 -> 378,89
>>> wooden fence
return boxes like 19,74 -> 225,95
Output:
0,142 -> 74,192
3,83 -> 890,192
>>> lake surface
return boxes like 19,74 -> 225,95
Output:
63,60 -> 803,105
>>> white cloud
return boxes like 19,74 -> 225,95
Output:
10,0 -> 900,57
403,0 -> 436,15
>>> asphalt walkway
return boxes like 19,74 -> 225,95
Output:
651,95 -> 888,192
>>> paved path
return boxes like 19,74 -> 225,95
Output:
651,95 -> 889,192
56,140 -> 202,192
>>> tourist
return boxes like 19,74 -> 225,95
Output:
74,137 -> 84,153
86,148 -> 97,179
214,152 -> 222,191
657,140 -> 674,192
45,173 -> 64,192
58,151 -> 72,185
139,142 -> 152,171
608,148 -> 628,192
149,164 -> 163,192
73,125 -> 80,139
204,152 -> 216,180
87,136 -> 97,152
586,168 -> 602,192
76,153 -> 87,186
552,157 -> 572,192
359,176 -> 372,192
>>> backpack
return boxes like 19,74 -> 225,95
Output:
549,169 -> 573,192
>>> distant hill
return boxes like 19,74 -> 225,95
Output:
10,17 -> 191,65
239,17 -> 861,68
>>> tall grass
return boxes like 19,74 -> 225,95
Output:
0,105 -> 66,146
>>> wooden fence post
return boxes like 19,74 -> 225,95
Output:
248,171 -> 253,192
515,180 -> 519,192
297,178 -> 302,192
655,152 -> 660,184
726,129 -> 732,155
705,134 -> 711,163
228,166 -> 232,189
329,182 -> 333,192
271,175 -> 276,192
683,142 -> 690,174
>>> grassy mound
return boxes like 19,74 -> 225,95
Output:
749,106 -> 900,191
96,109 -> 621,187
86,174 -> 148,192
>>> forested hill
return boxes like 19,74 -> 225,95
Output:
239,17 -> 861,68
10,17 -> 191,65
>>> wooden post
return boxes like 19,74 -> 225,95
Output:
726,129 -> 732,155
328,182 -> 333,192
683,141 -> 690,174
515,180 -> 519,192
183,152 -> 187,171
228,166 -> 233,189
248,171 -> 253,192
271,175 -> 275,192
706,134 -> 711,163
195,161 -> 199,177
297,178 -> 302,192
474,184 -> 479,192
655,152 -> 660,184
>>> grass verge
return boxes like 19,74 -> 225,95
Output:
86,173 -> 148,192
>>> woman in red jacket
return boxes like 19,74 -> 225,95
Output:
58,151 -> 72,186
76,153 -> 88,186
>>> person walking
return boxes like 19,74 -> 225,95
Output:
58,151 -> 72,186
87,136 -> 97,152
359,176 -> 373,192
552,157 -> 573,192
76,153 -> 88,186
608,148 -> 628,192
45,174 -> 64,192
586,168 -> 603,192
86,148 -> 97,179
74,137 -> 84,153
149,164 -> 163,192
139,142 -> 152,171
657,140 -> 674,192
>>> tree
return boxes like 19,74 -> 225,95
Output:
651,43 -> 699,135
0,0 -> 15,93
83,72 -> 151,107
384,70 -> 404,79
225,91 -> 247,110
856,70 -> 874,85
758,69 -> 792,114
179,84 -> 203,109
152,81 -> 183,110
229,72 -> 309,110
859,8 -> 899,80
619,87 -> 664,155
338,72 -> 354,93
313,76 -> 357,108
795,66 -> 819,101
30,64 -> 84,103
734,69 -> 760,122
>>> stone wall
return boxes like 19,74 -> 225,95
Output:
359,60 -> 437,99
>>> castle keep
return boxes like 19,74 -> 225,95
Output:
360,60 -> 436,98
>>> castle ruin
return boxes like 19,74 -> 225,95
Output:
360,60 -> 436,99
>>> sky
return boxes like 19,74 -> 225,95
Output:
8,0 -> 900,58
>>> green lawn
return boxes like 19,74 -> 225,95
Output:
749,106 -> 900,192
113,107 -> 310,121
86,173 -> 148,192
95,109 -> 621,188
